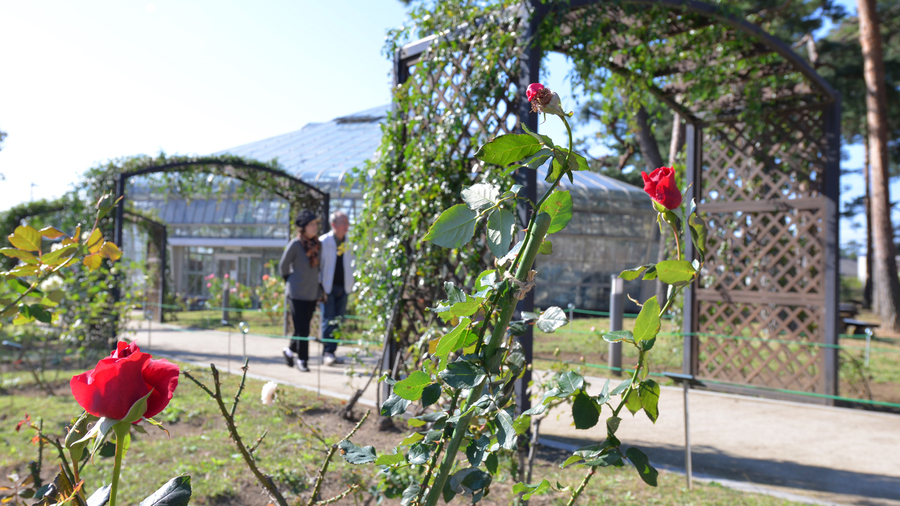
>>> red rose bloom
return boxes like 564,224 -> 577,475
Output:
70,341 -> 179,421
642,166 -> 682,210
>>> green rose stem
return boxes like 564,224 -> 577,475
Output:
566,215 -> 686,506
423,212 -> 552,506
108,423 -> 130,506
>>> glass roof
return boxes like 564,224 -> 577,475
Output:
216,105 -> 390,195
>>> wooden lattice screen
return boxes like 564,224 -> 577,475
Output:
686,106 -> 841,399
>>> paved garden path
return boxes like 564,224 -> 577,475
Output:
125,321 -> 900,506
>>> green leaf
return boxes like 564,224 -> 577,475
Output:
86,484 -> 111,506
41,244 -> 78,266
641,337 -> 656,351
536,306 -> 568,333
556,371 -> 584,397
394,371 -> 432,401
487,209 -> 516,258
610,378 -> 632,396
626,447 -> 658,486
461,183 -> 500,211
495,410 -> 517,450
606,416 -> 621,435
512,479 -> 552,500
8,225 -> 42,253
643,266 -> 659,280
639,380 -> 661,423
0,248 -> 38,264
655,260 -> 697,286
689,212 -> 708,261
338,440 -> 376,465
475,134 -> 543,167
401,483 -> 421,506
513,414 -> 531,435
560,455 -> 582,468
522,124 -> 555,147
138,476 -> 192,506
407,442 -> 431,465
485,453 -> 499,474
539,191 -> 573,234
596,380 -> 611,405
538,239 -> 552,255
375,453 -> 405,467
572,391 -> 600,430
619,264 -> 653,281
28,304 -> 52,324
603,330 -> 633,343
381,393 -> 410,417
466,441 -> 486,467
438,360 -> 486,388
400,432 -> 424,446
421,384 -> 441,408
434,318 -> 471,358
424,204 -> 478,249
444,282 -> 466,304
584,449 -> 625,467
633,296 -> 661,343
624,387 -> 642,415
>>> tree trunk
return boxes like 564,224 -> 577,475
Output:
858,0 -> 900,330
864,139 -> 874,309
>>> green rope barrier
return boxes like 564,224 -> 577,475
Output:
534,357 -> 900,409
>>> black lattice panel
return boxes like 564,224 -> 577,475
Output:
697,301 -> 823,392
701,208 -> 825,296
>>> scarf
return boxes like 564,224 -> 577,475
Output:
301,235 -> 320,268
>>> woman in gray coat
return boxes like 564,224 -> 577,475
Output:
279,209 -> 322,372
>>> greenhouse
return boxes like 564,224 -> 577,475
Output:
129,105 -> 658,310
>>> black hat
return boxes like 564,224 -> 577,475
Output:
295,210 -> 317,229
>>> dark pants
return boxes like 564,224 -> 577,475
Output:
289,298 -> 317,361
322,285 -> 348,355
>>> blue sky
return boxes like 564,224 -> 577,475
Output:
0,0 -> 875,252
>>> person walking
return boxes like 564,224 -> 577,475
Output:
319,211 -> 355,366
280,210 -> 323,373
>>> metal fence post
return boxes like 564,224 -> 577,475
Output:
609,274 -> 624,375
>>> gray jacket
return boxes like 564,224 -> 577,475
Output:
279,238 -> 321,301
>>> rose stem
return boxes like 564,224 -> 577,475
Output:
109,423 -> 130,506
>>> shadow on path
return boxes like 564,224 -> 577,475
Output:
545,436 -> 900,503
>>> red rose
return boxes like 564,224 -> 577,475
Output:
526,83 -> 565,116
642,167 -> 682,210
70,341 -> 179,422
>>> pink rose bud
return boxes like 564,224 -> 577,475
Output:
526,82 -> 566,117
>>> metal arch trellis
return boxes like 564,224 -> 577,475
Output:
111,156 -> 331,321
387,0 -> 840,404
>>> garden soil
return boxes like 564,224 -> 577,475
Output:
126,319 -> 900,506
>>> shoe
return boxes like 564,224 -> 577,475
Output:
296,360 -> 310,373
323,353 -> 344,366
282,348 -> 295,368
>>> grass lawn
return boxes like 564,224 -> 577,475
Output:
1,363 -> 807,505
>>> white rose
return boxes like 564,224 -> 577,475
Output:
40,275 -> 64,293
260,381 -> 278,406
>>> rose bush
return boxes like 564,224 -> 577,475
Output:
70,341 -> 179,422
642,166 -> 682,210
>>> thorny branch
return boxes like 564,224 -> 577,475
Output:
182,360 -> 289,506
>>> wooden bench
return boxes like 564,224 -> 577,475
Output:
842,318 -> 879,336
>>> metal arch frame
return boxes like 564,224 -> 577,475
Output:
113,159 -> 330,248
392,0 -> 841,403
121,211 -> 169,323
111,158 -> 331,319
